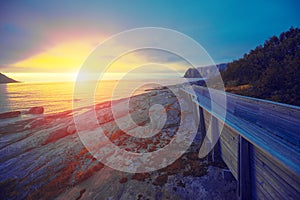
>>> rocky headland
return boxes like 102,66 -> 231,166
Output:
0,73 -> 18,84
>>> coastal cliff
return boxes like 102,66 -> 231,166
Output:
183,63 -> 227,79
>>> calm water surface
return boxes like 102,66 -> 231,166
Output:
0,79 -> 189,114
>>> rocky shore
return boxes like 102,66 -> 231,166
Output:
0,87 -> 236,200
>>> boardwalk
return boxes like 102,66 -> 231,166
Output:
181,85 -> 300,199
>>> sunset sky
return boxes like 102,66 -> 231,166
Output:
0,0 -> 299,82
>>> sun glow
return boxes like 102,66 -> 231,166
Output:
8,37 -> 187,82
12,40 -> 96,72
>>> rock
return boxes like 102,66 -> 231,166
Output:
153,174 -> 168,187
43,125 -> 76,145
183,63 -> 227,78
184,68 -> 202,78
28,106 -> 44,114
222,169 -> 235,181
119,177 -> 128,183
0,111 -> 21,119
0,89 -> 237,199
67,125 -> 76,134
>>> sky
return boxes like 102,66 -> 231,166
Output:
0,0 -> 299,82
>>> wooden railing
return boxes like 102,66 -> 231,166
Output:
181,85 -> 300,199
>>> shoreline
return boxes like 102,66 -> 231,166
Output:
0,87 -> 236,199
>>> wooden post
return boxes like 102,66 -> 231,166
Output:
190,94 -> 200,125
211,116 -> 221,162
238,135 -> 252,200
198,106 -> 206,142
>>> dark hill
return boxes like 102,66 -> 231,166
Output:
0,73 -> 18,84
183,63 -> 227,78
222,27 -> 300,106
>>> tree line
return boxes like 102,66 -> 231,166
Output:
221,27 -> 300,106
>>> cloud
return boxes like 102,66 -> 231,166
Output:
0,24 -> 46,67
0,1 -> 113,70
1,0 -> 299,74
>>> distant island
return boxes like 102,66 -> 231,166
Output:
184,63 -> 227,79
0,73 -> 18,84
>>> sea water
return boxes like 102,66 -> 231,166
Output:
0,79 -> 198,114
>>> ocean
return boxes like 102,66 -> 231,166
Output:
0,79 -> 196,115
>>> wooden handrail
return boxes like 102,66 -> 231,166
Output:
181,85 -> 300,175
